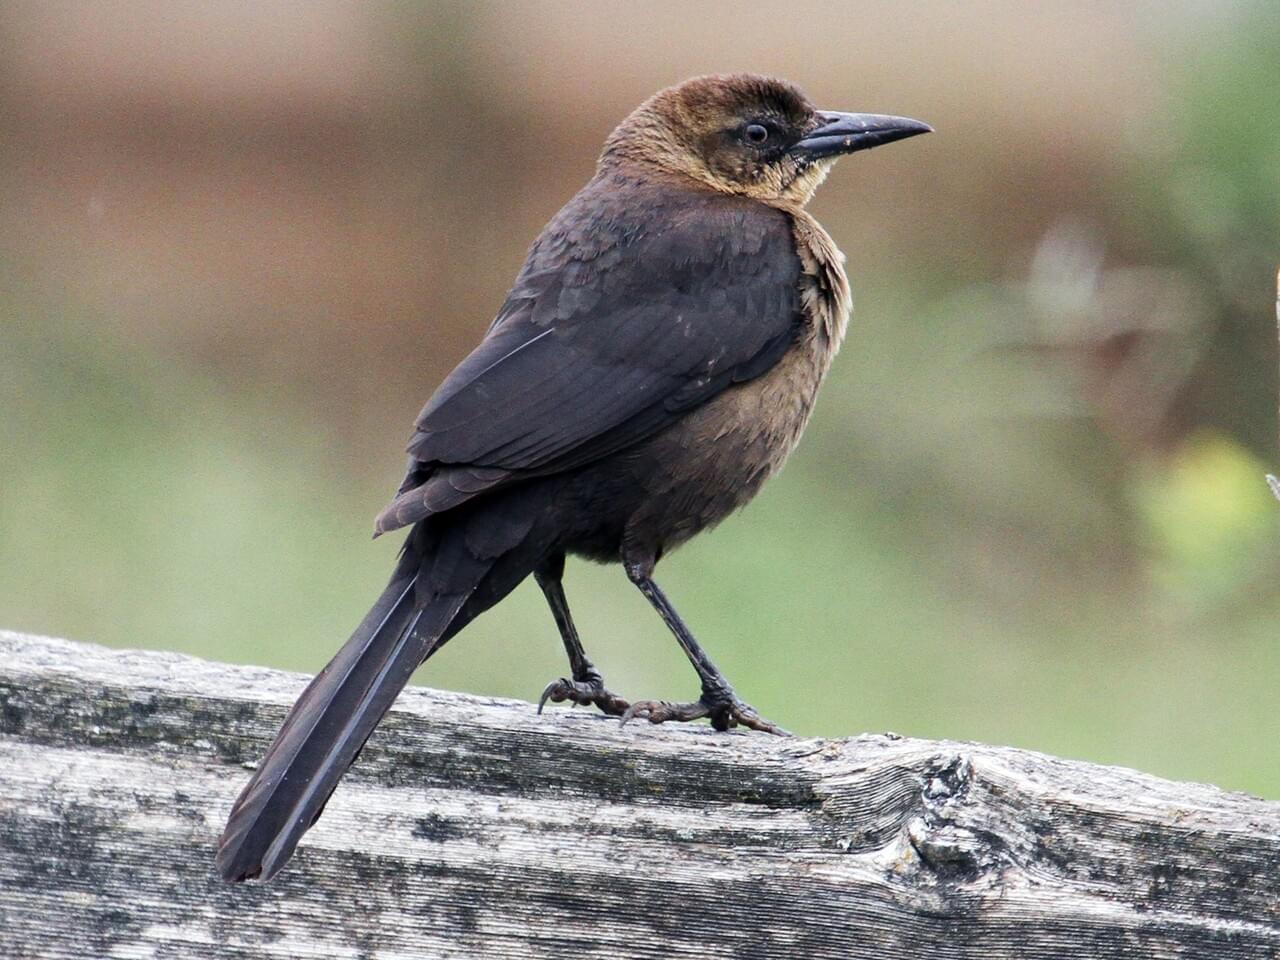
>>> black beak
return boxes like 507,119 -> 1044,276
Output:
793,111 -> 932,160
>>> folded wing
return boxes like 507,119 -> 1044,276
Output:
377,182 -> 803,533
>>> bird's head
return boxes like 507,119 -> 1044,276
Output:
601,73 -> 930,207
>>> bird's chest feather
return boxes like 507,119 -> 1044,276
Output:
630,212 -> 851,549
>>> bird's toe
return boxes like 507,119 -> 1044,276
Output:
537,676 -> 630,717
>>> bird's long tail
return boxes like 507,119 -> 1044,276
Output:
215,563 -> 472,882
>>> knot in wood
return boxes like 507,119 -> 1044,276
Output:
905,752 -> 1004,883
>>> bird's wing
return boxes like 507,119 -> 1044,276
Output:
378,186 -> 803,532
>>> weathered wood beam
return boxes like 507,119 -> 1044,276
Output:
1,629 -> 1277,958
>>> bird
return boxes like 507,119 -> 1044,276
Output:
216,73 -> 930,882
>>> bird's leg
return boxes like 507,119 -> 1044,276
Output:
619,551 -> 789,736
534,552 -> 630,717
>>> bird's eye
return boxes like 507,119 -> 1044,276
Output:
744,123 -> 770,145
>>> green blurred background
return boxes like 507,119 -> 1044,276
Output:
2,2 -> 1277,796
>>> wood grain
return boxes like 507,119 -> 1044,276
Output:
2,629 -> 1277,959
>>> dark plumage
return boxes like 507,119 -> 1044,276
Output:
216,73 -> 929,882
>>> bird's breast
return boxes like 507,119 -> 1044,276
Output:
623,211 -> 851,553
624,321 -> 830,550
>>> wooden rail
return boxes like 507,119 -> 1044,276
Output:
2,629 -> 1277,958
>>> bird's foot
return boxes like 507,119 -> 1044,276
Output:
620,687 -> 790,736
537,670 -> 630,718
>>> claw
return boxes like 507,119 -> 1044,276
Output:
536,680 -> 562,714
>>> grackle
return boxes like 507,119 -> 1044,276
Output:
216,73 -> 929,881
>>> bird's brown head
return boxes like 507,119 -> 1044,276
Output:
601,73 -> 930,207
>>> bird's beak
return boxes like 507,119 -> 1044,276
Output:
792,112 -> 932,160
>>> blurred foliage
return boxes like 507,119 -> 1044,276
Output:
1,2 -> 1277,798
1124,4 -> 1280,456
1137,434 -> 1279,612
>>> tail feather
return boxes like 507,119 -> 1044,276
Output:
215,573 -> 468,882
